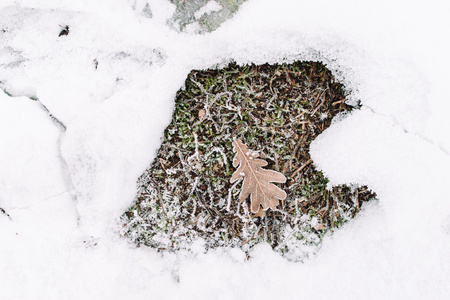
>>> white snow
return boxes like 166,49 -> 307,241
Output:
1,0 -> 450,299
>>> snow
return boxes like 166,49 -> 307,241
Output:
1,0 -> 450,299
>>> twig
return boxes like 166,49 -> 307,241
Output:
241,231 -> 263,246
310,91 -> 325,116
163,143 -> 189,152
282,138 -> 303,174
355,188 -> 360,212
291,159 -> 313,178
150,178 -> 167,218
332,99 -> 345,106
230,124 -> 242,138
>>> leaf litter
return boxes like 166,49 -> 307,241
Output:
121,61 -> 376,261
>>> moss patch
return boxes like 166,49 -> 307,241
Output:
121,61 -> 376,261
169,0 -> 246,33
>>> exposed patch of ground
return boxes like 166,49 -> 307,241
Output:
169,0 -> 246,33
121,61 -> 376,261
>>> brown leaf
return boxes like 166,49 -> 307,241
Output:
230,139 -> 287,213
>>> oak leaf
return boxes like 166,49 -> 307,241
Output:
230,139 -> 287,213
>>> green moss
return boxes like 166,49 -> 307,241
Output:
170,0 -> 247,33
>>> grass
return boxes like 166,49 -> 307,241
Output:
121,61 -> 376,261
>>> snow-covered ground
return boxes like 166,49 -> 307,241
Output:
1,0 -> 450,298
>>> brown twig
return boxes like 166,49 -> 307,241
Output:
291,159 -> 313,178
332,99 -> 345,106
230,124 -> 242,138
